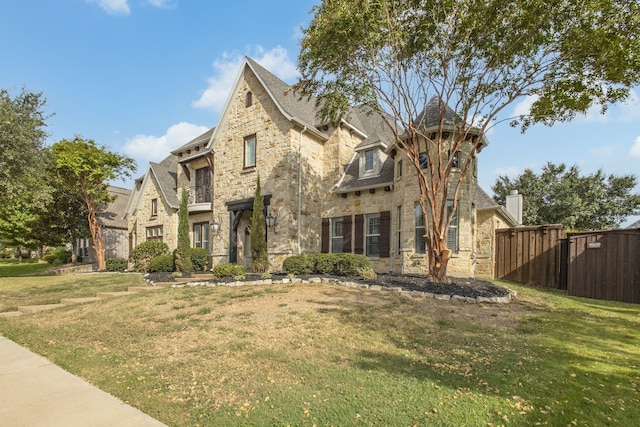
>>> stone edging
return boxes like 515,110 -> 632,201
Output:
145,276 -> 516,304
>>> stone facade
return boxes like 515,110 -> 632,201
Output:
125,57 -> 514,278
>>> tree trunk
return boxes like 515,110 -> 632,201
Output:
426,236 -> 452,283
87,204 -> 106,271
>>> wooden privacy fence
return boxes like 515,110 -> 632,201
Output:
495,226 -> 640,304
567,230 -> 640,304
495,225 -> 566,289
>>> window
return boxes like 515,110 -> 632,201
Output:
331,218 -> 344,253
397,159 -> 403,177
193,222 -> 209,250
364,149 -> 374,171
245,91 -> 253,107
365,214 -> 381,257
414,201 -> 458,254
419,152 -> 429,169
446,200 -> 459,252
449,150 -> 460,169
415,204 -> 426,254
244,134 -> 256,169
195,167 -> 211,203
151,199 -> 158,217
146,226 -> 163,242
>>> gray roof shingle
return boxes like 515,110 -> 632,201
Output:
98,186 -> 132,229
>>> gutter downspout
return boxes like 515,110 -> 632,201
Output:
297,126 -> 307,254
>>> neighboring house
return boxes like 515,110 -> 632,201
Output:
475,186 -> 518,278
125,155 -> 180,254
627,219 -> 640,229
125,57 -> 515,278
74,186 -> 131,262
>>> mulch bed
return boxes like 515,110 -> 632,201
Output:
146,272 -> 511,299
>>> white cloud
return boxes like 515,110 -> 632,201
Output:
88,0 -> 130,15
193,46 -> 299,112
512,95 -> 539,117
630,136 -> 640,159
123,122 -> 209,164
146,0 -> 176,8
493,166 -> 524,179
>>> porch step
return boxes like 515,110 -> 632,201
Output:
0,311 -> 23,318
96,291 -> 139,299
18,304 -> 65,314
60,297 -> 102,305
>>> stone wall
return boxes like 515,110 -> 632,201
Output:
475,209 -> 513,278
129,174 -> 177,251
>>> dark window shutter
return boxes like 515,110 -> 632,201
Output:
354,214 -> 364,254
380,211 -> 390,258
343,215 -> 352,253
321,218 -> 330,253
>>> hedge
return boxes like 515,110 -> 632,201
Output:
283,253 -> 372,277
106,258 -> 128,272
147,254 -> 175,272
130,241 -> 169,272
190,248 -> 209,271
212,263 -> 246,279
43,247 -> 72,265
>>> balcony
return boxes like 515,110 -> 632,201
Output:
186,185 -> 212,213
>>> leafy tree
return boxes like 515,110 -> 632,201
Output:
493,162 -> 640,230
175,187 -> 193,274
51,137 -> 136,271
0,88 -> 51,205
297,0 -> 640,282
251,175 -> 269,273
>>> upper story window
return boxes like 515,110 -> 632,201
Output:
194,167 -> 212,203
245,91 -> 253,107
244,134 -> 256,169
449,150 -> 460,169
419,152 -> 429,169
151,198 -> 158,217
364,149 -> 374,171
397,159 -> 403,177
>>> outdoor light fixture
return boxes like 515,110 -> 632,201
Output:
210,218 -> 220,235
265,208 -> 278,233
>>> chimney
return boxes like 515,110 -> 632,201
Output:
506,190 -> 523,226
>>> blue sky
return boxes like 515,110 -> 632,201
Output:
2,0 -> 639,226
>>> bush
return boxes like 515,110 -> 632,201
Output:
212,263 -> 246,279
130,241 -> 169,272
282,253 -> 372,277
190,248 -> 209,271
43,247 -> 72,265
147,254 -> 175,272
282,254 -> 315,275
106,258 -> 128,272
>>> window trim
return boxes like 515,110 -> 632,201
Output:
365,213 -> 381,257
193,222 -> 210,250
243,134 -> 257,169
330,217 -> 344,253
151,198 -> 158,217
146,225 -> 163,242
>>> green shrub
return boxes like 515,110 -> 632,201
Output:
106,258 -> 128,272
43,247 -> 72,265
190,248 -> 209,271
130,241 -> 169,272
147,254 -> 175,272
282,253 -> 372,277
212,263 -> 246,278
282,254 -> 315,275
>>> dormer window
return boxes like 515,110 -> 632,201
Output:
364,150 -> 374,171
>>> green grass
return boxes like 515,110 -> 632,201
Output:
0,260 -> 54,277
0,277 -> 638,426
0,271 -> 147,312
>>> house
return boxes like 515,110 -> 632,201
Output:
74,185 -> 131,262
125,57 -> 515,278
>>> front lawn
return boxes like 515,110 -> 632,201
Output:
0,277 -> 638,426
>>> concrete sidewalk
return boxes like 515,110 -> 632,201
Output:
0,335 -> 167,427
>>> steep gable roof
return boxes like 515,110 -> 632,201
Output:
98,186 -> 131,229
171,127 -> 215,158
149,155 -> 179,209
476,185 -> 517,226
